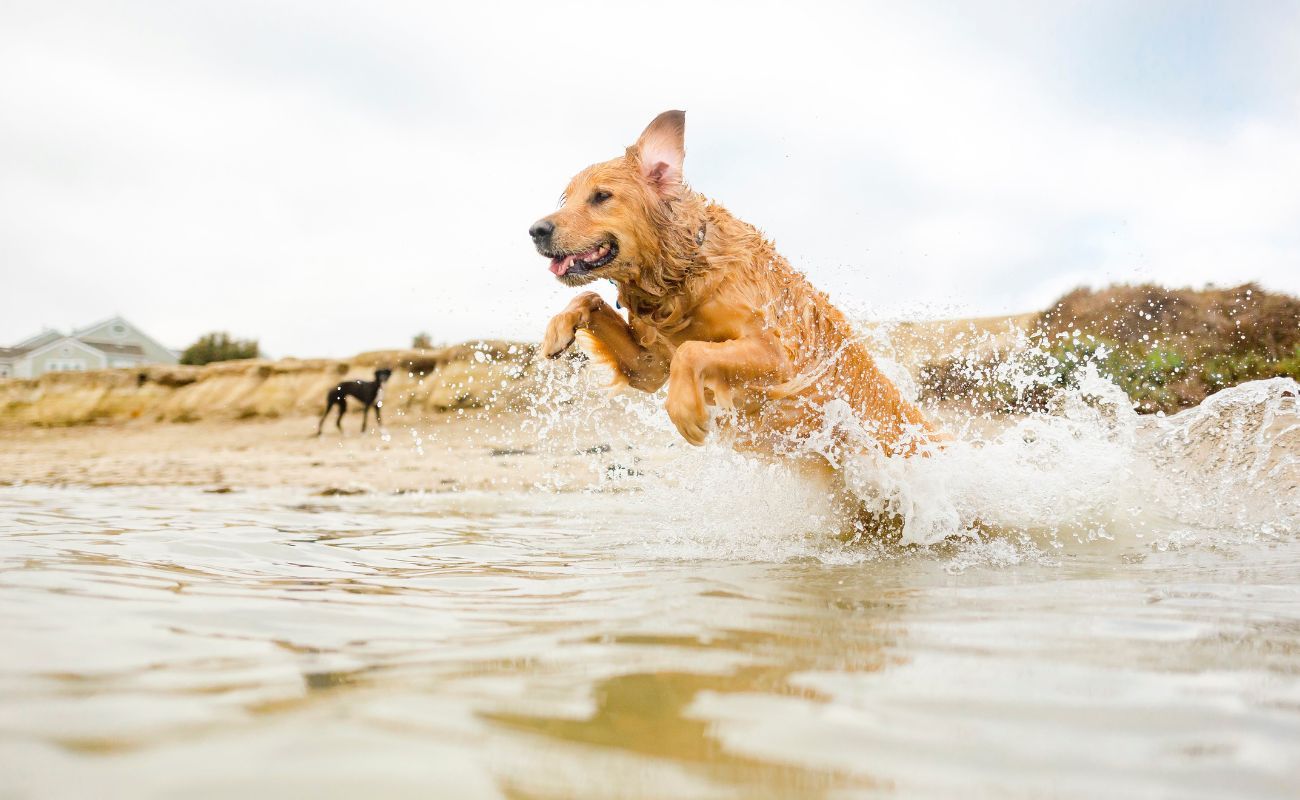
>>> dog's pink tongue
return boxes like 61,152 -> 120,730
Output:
550,254 -> 576,276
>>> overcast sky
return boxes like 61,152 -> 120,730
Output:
2,1 -> 1298,357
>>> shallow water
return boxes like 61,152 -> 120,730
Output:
2,471 -> 1299,798
3,374 -> 1300,798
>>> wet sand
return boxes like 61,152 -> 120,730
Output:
0,410 -> 681,495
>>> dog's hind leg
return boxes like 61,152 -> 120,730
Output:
361,402 -> 370,433
335,397 -> 347,432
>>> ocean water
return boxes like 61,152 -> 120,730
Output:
1,378 -> 1298,798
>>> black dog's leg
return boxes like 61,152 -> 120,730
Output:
335,397 -> 347,432
361,402 -> 370,433
317,398 -> 335,436
374,400 -> 382,428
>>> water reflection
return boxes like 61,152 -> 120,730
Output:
492,671 -> 869,798
485,613 -> 901,797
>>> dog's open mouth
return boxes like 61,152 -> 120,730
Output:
547,239 -> 618,277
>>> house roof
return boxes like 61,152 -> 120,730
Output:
7,317 -> 175,363
11,330 -> 63,353
73,315 -> 175,359
71,316 -> 125,336
80,341 -> 145,356
16,335 -> 107,363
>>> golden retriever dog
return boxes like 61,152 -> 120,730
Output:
530,111 -> 941,468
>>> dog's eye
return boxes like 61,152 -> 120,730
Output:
590,190 -> 612,205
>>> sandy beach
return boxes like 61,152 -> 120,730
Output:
0,408 -> 688,495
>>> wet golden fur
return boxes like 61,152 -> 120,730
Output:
534,111 -> 940,460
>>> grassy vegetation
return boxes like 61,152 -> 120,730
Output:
921,283 -> 1300,414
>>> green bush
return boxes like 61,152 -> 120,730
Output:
180,332 -> 260,366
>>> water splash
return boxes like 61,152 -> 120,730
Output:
1146,377 -> 1300,536
522,328 -> 1300,564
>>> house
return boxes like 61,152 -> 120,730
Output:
0,316 -> 178,379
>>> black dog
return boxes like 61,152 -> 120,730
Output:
317,368 -> 392,435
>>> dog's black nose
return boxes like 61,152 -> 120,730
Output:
529,219 -> 555,241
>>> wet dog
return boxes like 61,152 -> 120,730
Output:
317,369 -> 391,435
531,111 -> 941,466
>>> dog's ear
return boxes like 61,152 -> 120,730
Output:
633,110 -> 685,193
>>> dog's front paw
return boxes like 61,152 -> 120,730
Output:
541,311 -> 582,358
541,292 -> 604,359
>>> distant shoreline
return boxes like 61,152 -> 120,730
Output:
2,283 -> 1296,429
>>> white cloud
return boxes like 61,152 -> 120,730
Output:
1,1 -> 1297,356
